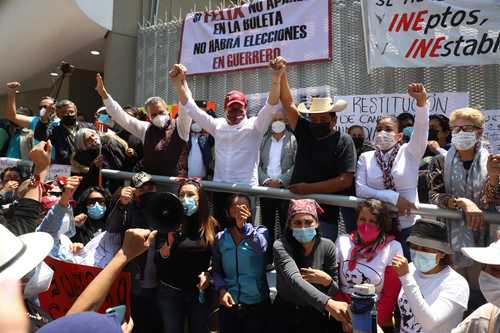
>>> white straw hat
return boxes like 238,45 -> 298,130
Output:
297,97 -> 348,114
461,240 -> 500,266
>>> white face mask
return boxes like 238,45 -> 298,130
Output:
39,107 -> 47,118
374,130 -> 398,151
479,271 -> 500,307
191,123 -> 202,133
451,131 -> 477,151
271,121 -> 286,134
151,114 -> 170,128
23,262 -> 54,299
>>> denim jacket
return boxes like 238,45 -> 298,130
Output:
212,223 -> 269,305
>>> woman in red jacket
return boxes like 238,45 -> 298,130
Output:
335,199 -> 403,326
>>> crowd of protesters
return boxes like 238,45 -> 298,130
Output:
0,56 -> 499,333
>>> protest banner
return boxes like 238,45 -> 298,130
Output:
179,0 -> 331,75
246,88 -> 469,140
0,158 -> 71,181
39,256 -> 131,320
361,0 -> 500,69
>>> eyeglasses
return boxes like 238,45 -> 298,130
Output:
87,197 -> 105,206
450,125 -> 480,134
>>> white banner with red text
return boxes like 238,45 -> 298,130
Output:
361,0 -> 500,69
179,0 -> 331,75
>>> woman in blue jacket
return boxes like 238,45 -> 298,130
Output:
212,194 -> 269,333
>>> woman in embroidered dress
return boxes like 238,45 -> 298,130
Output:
356,83 -> 429,259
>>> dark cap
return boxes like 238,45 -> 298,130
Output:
131,171 -> 153,188
407,218 -> 452,254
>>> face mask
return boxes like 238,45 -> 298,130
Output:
428,128 -> 439,141
403,127 -> 414,143
152,114 -> 170,128
479,271 -> 500,307
352,137 -> 364,149
451,131 -> 477,151
410,249 -> 438,273
23,262 -> 54,299
87,202 -> 106,220
61,114 -> 77,127
271,121 -> 286,134
292,227 -> 317,244
181,196 -> 198,216
374,130 -> 398,151
309,122 -> 331,139
98,114 -> 114,128
357,223 -> 380,243
191,123 -> 202,133
39,107 -> 47,118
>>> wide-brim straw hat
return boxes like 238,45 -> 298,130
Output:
297,97 -> 348,114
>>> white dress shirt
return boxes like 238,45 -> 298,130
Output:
356,104 -> 429,229
266,136 -> 284,180
188,133 -> 206,178
180,97 -> 279,186
103,95 -> 191,143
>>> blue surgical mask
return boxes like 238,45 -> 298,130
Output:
87,202 -> 106,220
410,249 -> 438,273
181,196 -> 198,216
292,227 -> 317,244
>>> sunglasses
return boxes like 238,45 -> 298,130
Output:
86,197 -> 105,206
450,125 -> 480,134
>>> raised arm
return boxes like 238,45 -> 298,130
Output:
279,71 -> 299,130
170,65 -> 217,136
5,82 -> 33,128
67,228 -> 157,314
406,83 -> 429,161
95,74 -> 150,142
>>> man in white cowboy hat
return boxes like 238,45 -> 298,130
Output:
279,58 -> 356,241
452,240 -> 500,332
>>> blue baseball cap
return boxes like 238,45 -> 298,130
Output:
37,311 -> 122,333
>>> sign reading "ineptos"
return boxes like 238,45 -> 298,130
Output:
179,0 -> 331,75
362,0 -> 500,69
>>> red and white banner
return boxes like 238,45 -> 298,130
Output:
179,0 -> 331,75
362,0 -> 500,69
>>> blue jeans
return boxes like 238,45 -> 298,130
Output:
319,221 -> 338,242
157,283 -> 211,333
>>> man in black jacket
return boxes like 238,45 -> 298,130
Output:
34,99 -> 94,165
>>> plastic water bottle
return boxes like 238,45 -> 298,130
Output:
351,283 -> 377,333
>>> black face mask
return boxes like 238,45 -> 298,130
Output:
61,114 -> 77,127
428,128 -> 439,141
309,122 -> 331,139
352,137 -> 365,149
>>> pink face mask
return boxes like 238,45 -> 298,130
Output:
357,223 -> 381,243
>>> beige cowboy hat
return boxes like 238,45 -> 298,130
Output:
297,97 -> 348,114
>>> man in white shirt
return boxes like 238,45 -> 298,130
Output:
169,58 -> 284,227
187,101 -> 216,179
95,74 -> 191,177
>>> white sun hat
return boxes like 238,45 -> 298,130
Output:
0,224 -> 53,282
461,240 -> 500,266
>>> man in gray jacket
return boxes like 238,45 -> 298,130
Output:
259,110 -> 297,263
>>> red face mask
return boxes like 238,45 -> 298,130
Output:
357,223 -> 381,243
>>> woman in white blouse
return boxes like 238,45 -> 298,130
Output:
392,219 -> 470,333
356,83 -> 429,258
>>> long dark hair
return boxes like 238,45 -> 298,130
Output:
178,180 -> 217,247
75,186 -> 112,220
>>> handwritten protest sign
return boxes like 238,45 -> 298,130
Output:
247,88 -> 469,140
483,110 -> 500,154
0,158 -> 71,180
362,0 -> 500,69
39,256 -> 131,319
179,0 -> 331,75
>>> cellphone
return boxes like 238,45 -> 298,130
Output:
105,305 -> 126,324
